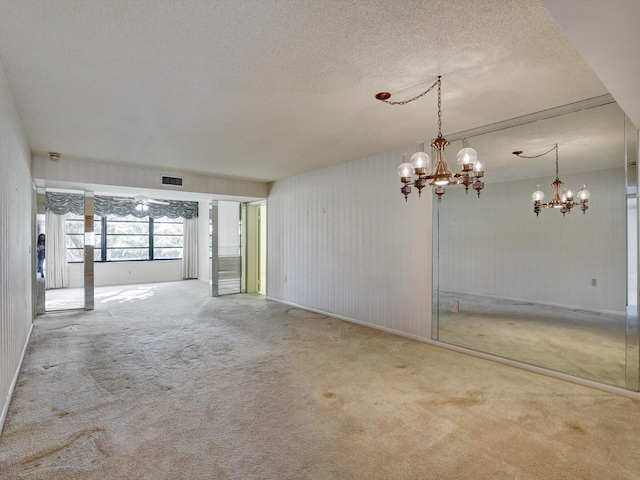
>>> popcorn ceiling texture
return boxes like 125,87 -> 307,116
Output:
0,0 -> 607,182
1,280 -> 640,479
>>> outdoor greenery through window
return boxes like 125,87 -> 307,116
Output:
66,214 -> 183,262
153,216 -> 184,260
65,213 -> 88,262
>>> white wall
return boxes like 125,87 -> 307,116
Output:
32,155 -> 268,200
67,260 -> 183,288
0,57 -> 33,433
438,167 -> 626,313
541,0 -> 640,130
268,148 -> 432,340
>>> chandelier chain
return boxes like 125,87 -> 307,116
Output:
377,77 -> 440,106
513,144 -> 557,159
514,144 -> 560,178
437,77 -> 442,137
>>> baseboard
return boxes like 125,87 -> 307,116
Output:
266,296 -> 432,344
0,322 -> 33,437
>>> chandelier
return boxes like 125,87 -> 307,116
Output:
512,144 -> 590,216
376,76 -> 484,200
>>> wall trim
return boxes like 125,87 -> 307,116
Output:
267,296 -> 640,401
0,323 -> 33,437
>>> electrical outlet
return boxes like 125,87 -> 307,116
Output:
452,300 -> 459,313
592,278 -> 597,286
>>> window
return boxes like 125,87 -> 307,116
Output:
153,217 -> 183,260
106,214 -> 150,261
65,213 -> 85,262
65,214 -> 183,262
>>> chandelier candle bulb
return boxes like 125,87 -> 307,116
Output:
457,147 -> 478,167
410,141 -> 431,175
532,186 -> 545,203
578,185 -> 590,201
397,153 -> 414,182
398,153 -> 414,201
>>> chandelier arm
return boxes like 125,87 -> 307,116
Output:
376,77 -> 441,106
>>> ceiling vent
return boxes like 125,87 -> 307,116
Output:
161,175 -> 183,187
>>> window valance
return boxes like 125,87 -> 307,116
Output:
46,193 -> 199,219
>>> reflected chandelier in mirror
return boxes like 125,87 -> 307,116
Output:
512,144 -> 591,216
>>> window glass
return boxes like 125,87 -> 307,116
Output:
153,217 -> 183,259
107,215 -> 149,235
65,213 -> 84,263
106,215 -> 150,261
65,213 -> 184,262
107,248 -> 149,261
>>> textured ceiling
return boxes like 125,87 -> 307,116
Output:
0,0 -> 610,183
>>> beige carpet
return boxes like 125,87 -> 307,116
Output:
1,280 -> 640,479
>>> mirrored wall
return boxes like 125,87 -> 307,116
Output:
210,200 -> 243,296
432,97 -> 639,391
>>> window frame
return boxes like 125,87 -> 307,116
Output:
66,214 -> 184,263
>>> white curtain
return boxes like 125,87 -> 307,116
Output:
45,211 -> 68,289
182,217 -> 199,279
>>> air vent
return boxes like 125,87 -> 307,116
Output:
161,175 -> 183,187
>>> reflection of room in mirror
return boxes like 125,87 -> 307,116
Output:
433,98 -> 638,391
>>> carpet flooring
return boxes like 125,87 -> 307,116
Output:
1,280 -> 640,479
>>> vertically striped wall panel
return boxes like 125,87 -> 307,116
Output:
0,58 -> 33,431
268,148 -> 432,339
